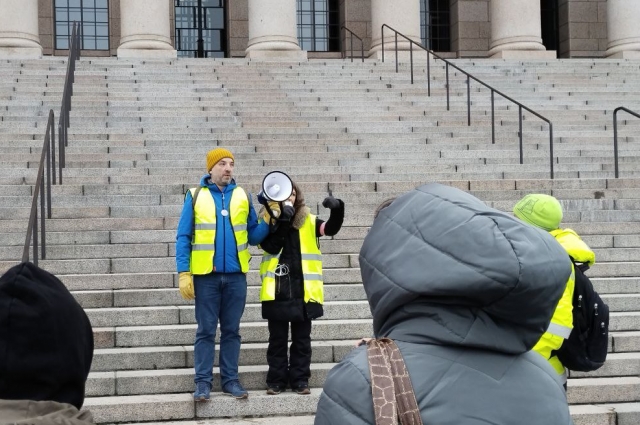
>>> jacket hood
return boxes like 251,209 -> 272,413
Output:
360,184 -> 572,354
199,175 -> 237,192
0,263 -> 94,409
0,399 -> 93,425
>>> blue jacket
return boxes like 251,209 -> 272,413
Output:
175,175 -> 269,274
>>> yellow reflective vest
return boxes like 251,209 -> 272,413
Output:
532,228 -> 595,376
259,214 -> 324,304
189,186 -> 251,275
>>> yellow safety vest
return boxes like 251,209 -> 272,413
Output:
532,228 -> 595,376
189,186 -> 251,275
259,214 -> 324,304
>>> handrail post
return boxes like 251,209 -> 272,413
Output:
445,63 -> 450,111
614,109 -> 619,178
33,205 -> 38,266
410,42 -> 413,84
51,115 -> 56,185
491,90 -> 495,144
549,123 -> 554,180
350,33 -> 353,63
467,75 -> 471,126
361,38 -> 364,63
381,26 -> 385,62
427,51 -> 431,96
519,106 -> 523,164
58,123 -> 64,183
45,121 -> 52,220
395,32 -> 398,73
40,170 -> 45,260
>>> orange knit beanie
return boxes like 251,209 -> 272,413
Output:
206,148 -> 234,171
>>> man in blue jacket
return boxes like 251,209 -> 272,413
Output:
176,148 -> 269,401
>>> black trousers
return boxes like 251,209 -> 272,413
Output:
266,319 -> 312,388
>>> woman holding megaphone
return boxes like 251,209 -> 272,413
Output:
257,177 -> 344,396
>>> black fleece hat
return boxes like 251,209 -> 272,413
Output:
0,262 -> 94,409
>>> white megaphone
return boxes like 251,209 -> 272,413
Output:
258,171 -> 293,220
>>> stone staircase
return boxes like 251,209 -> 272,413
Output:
0,56 -> 639,425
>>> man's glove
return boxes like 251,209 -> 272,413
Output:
178,272 -> 195,300
263,201 -> 281,222
280,202 -> 295,221
322,196 -> 342,209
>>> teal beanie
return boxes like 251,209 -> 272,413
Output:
513,194 -> 563,231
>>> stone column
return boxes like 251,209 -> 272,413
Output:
117,0 -> 176,58
0,0 -> 42,58
368,0 -> 421,59
606,0 -> 640,58
245,0 -> 306,60
489,0 -> 555,59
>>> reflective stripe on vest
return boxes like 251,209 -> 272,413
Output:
189,186 -> 250,275
259,214 -> 323,303
532,261 -> 576,375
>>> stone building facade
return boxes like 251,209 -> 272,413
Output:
1,0 -> 639,60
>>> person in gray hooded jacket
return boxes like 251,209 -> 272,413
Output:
315,183 -> 574,425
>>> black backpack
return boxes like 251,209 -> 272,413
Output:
555,263 -> 609,372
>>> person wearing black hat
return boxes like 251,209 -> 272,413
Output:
0,262 -> 95,424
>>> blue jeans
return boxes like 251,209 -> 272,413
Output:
193,272 -> 247,388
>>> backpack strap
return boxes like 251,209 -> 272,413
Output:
191,186 -> 202,210
189,187 -> 203,237
367,338 -> 423,425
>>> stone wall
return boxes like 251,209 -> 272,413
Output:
451,0 -> 490,57
342,0 -> 371,55
560,0 -> 607,58
228,0 -> 248,57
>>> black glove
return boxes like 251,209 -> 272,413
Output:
280,204 -> 295,221
322,196 -> 342,209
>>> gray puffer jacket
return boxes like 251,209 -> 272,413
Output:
315,183 -> 574,425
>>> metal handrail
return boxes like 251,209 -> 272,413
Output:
22,22 -> 80,265
381,24 -> 556,179
341,26 -> 364,63
613,106 -> 640,178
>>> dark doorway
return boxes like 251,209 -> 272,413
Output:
420,0 -> 450,51
174,0 -> 227,58
297,0 -> 340,52
540,0 -> 559,54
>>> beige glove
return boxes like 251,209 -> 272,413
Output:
179,272 -> 195,300
263,201 -> 281,222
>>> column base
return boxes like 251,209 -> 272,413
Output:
117,48 -> 177,59
607,50 -> 640,59
246,50 -> 307,61
0,46 -> 42,59
490,50 -> 556,59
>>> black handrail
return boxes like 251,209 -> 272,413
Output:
22,22 -> 80,265
341,26 -> 364,63
613,107 -> 640,178
381,24 -> 555,179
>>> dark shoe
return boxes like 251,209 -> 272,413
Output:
193,381 -> 211,401
222,381 -> 249,399
266,385 -> 284,395
294,384 -> 310,395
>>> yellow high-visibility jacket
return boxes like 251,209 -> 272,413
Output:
259,214 -> 323,304
189,186 -> 251,274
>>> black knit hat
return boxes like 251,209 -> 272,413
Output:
0,262 -> 94,409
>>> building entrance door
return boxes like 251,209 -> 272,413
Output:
175,0 -> 226,58
540,0 -> 559,55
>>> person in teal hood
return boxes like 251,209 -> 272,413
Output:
315,183 -> 574,425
